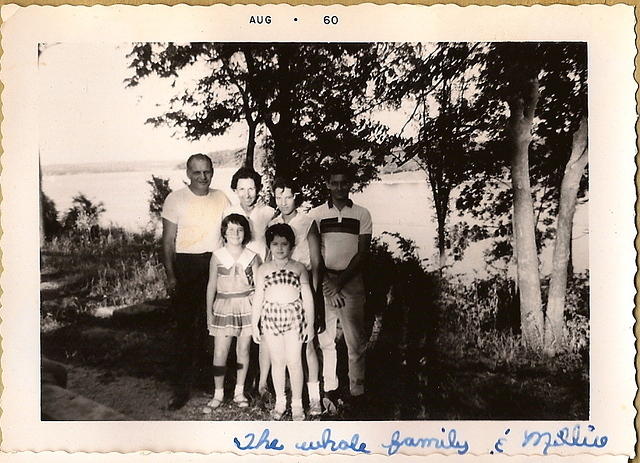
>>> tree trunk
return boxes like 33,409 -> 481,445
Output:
544,116 -> 588,354
508,78 -> 544,351
437,217 -> 447,270
432,187 -> 449,271
567,221 -> 574,280
272,45 -> 295,180
245,119 -> 257,169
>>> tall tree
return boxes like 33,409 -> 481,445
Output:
242,43 -> 388,202
544,116 -> 587,353
373,43 -> 502,269
127,43 -> 388,203
126,43 -> 261,168
458,42 -> 588,352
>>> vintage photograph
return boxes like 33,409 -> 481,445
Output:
39,41 -> 590,422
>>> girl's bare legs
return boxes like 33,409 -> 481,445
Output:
211,335 -> 233,406
284,331 -> 305,420
258,342 -> 271,394
264,334 -> 286,418
234,336 -> 251,406
305,341 -> 321,415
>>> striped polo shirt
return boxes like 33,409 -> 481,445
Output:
311,199 -> 372,272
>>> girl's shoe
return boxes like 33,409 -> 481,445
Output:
233,394 -> 249,409
308,399 -> 322,416
202,397 -> 223,414
291,405 -> 305,421
270,400 -> 286,420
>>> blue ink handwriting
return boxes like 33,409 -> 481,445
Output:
381,428 -> 470,456
295,428 -> 370,454
492,428 -> 511,454
522,425 -> 608,455
233,428 -> 285,451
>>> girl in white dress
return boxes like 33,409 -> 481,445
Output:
204,214 -> 260,411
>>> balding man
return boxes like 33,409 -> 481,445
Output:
162,153 -> 230,410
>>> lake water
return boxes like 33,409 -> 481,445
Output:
42,167 -> 588,276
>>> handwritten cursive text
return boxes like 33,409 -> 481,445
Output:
522,425 -> 608,455
381,428 -> 470,456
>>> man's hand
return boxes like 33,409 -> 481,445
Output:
328,292 -> 345,308
324,279 -> 345,308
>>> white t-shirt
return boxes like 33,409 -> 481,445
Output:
161,187 -> 230,254
224,202 -> 275,262
311,200 -> 372,271
269,212 -> 314,270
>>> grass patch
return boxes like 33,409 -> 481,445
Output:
41,227 -> 589,420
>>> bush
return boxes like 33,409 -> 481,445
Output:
62,193 -> 105,234
147,175 -> 172,227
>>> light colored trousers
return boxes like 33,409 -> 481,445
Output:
318,272 -> 366,396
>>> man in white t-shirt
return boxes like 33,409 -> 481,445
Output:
162,153 -> 229,410
311,163 -> 372,413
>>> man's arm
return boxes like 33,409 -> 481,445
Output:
162,218 -> 178,291
334,233 -> 371,291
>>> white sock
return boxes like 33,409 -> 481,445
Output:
291,398 -> 303,409
213,389 -> 223,401
274,396 -> 286,412
234,384 -> 244,397
307,382 -> 320,401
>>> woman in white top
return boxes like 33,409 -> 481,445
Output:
223,167 -> 276,262
260,177 -> 324,416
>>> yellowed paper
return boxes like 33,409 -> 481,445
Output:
0,3 -> 636,461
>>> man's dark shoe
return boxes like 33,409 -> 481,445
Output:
168,390 -> 190,410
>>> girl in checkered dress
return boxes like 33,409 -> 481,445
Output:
252,223 -> 315,420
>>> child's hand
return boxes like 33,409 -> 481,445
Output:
315,312 -> 326,335
304,323 -> 314,343
252,323 -> 261,344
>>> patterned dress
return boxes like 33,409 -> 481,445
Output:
208,247 -> 257,337
260,267 -> 307,341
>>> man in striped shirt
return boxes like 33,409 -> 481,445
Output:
311,163 -> 372,411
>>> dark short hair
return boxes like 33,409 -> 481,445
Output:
325,161 -> 354,181
265,223 -> 295,248
186,153 -> 213,171
221,213 -> 252,245
273,177 -> 303,207
231,167 -> 262,192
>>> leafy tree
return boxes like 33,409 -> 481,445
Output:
458,42 -> 588,352
126,43 -> 261,168
126,43 -> 388,205
243,43 -> 388,203
373,42 -> 498,269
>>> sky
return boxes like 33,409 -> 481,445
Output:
37,43 -> 247,166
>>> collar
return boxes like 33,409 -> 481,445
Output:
327,198 -> 353,209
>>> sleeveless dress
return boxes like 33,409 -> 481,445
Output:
208,247 -> 257,337
260,267 -> 307,341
